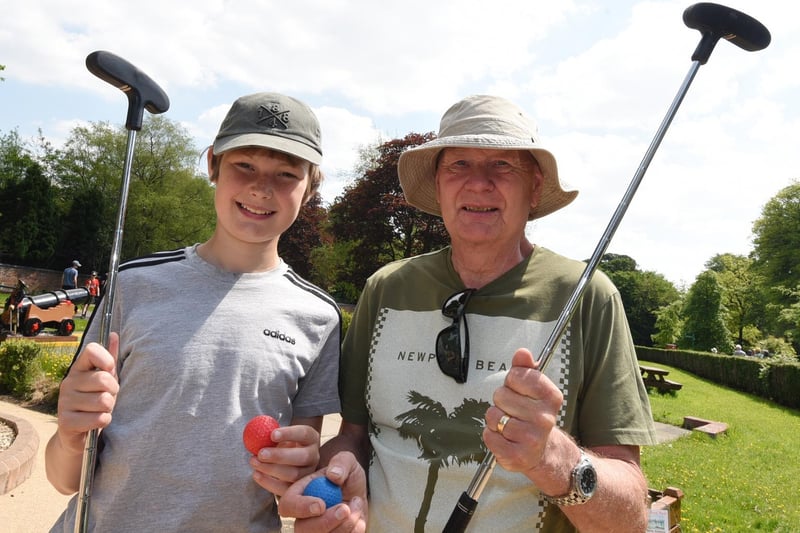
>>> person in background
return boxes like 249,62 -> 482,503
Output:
99,272 -> 108,297
45,92 -> 341,532
281,95 -> 657,532
80,271 -> 101,318
61,260 -> 80,290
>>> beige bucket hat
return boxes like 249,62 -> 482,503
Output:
398,94 -> 578,220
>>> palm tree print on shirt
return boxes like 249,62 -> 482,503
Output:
395,390 -> 491,532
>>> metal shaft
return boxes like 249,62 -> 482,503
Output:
443,60 -> 702,533
74,129 -> 137,533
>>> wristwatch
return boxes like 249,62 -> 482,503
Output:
542,449 -> 597,506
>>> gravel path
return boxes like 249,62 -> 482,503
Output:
0,419 -> 15,450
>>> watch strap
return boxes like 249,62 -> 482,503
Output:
542,490 -> 590,506
541,449 -> 595,506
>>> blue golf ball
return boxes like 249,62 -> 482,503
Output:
302,477 -> 343,508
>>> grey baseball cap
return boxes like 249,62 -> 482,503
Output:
212,92 -> 322,165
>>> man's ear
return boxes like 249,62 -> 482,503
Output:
529,164 -> 545,210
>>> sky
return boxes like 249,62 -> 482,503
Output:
1,0 -> 797,288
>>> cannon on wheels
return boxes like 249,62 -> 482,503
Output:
1,280 -> 89,337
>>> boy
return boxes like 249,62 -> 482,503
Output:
45,92 -> 341,532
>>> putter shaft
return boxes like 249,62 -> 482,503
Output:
75,130 -> 137,533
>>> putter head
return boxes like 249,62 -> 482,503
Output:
86,51 -> 170,131
683,3 -> 771,64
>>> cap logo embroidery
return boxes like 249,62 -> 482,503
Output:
257,103 -> 290,130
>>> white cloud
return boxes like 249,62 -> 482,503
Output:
1,0 -> 797,286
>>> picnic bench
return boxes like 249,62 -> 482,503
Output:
640,365 -> 683,392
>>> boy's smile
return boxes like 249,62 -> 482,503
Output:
201,146 -> 311,272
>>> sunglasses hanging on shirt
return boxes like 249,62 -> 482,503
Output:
435,288 -> 476,383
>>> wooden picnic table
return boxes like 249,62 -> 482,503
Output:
640,365 -> 683,392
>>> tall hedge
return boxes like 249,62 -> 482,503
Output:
637,346 -> 800,409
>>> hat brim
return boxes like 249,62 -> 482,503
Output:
398,135 -> 578,220
213,133 -> 322,165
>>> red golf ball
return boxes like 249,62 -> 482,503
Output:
243,415 -> 280,455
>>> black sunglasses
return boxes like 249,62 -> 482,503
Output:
436,288 -> 476,383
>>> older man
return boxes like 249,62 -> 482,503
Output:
283,95 -> 657,532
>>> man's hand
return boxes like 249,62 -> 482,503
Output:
483,347 -> 564,474
279,451 -> 368,532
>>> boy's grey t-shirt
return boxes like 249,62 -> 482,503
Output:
52,245 -> 341,533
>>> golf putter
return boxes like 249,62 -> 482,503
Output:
442,3 -> 770,531
75,51 -> 169,533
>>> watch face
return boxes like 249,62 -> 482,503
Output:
579,466 -> 597,496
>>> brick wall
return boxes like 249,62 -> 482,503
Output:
0,263 -> 90,293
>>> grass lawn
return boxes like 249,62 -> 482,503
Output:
641,363 -> 799,532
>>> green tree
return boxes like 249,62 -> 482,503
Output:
705,253 -> 764,345
3,165 -> 60,263
60,187 -> 110,272
0,131 -> 62,265
395,391 -> 490,532
752,181 -> 800,294
119,116 -> 215,257
776,284 -> 800,349
0,130 -> 34,185
53,116 -> 214,267
751,181 -> 800,351
279,193 -> 327,280
681,270 -> 732,352
1,120 -> 213,270
599,254 -> 680,346
310,240 -> 360,303
598,253 -> 638,274
327,133 -> 449,292
759,334 -> 797,358
651,299 -> 684,347
611,270 -> 680,346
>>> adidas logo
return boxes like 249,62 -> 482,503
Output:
263,328 -> 296,345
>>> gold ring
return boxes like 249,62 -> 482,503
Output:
497,414 -> 511,435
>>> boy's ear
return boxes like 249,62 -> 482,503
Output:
207,148 -> 219,183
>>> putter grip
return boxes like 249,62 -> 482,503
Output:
86,51 -> 170,130
683,3 -> 771,64
442,492 -> 478,533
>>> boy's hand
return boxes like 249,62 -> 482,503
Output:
249,424 -> 321,496
55,332 -> 120,455
279,451 -> 368,532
